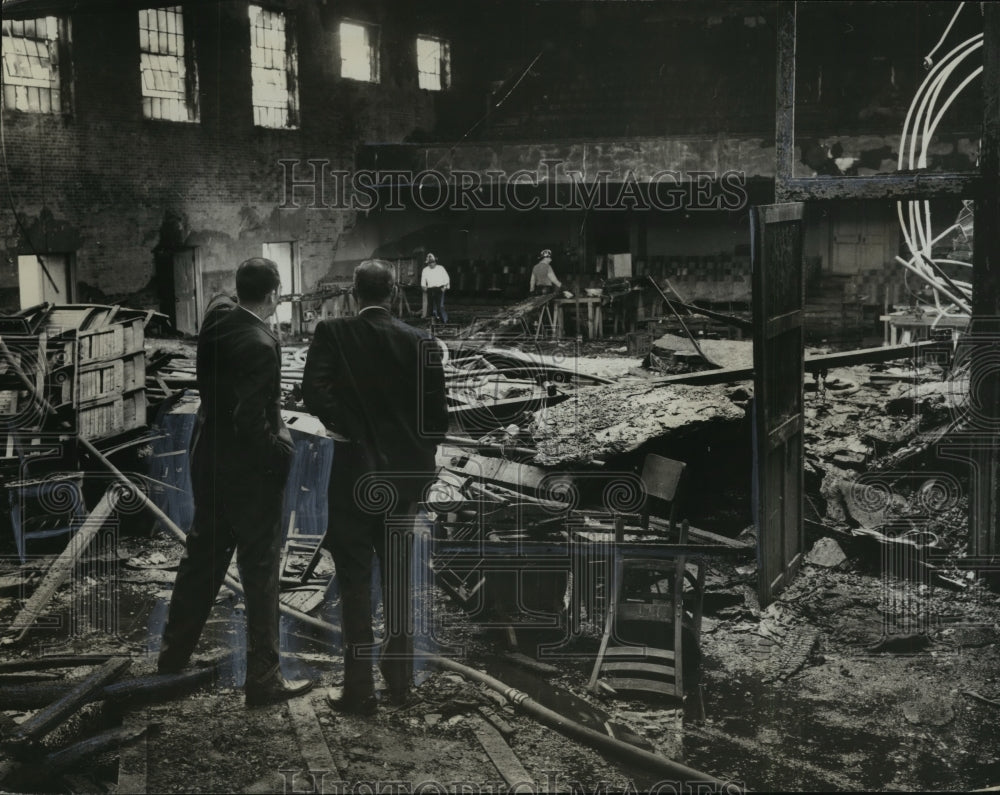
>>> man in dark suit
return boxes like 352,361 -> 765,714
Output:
157,258 -> 315,707
303,260 -> 448,714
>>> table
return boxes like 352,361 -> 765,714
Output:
552,296 -> 603,340
879,311 -> 968,346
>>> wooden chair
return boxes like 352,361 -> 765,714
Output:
587,455 -> 705,702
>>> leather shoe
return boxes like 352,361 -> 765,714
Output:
326,687 -> 377,716
245,676 -> 315,707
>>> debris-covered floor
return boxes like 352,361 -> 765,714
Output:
2,320 -> 998,793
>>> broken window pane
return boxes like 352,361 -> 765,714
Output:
249,5 -> 298,128
138,5 -> 197,122
340,21 -> 377,83
1,16 -> 61,114
417,35 -> 450,91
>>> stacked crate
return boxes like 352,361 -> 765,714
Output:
43,307 -> 148,440
0,316 -> 49,436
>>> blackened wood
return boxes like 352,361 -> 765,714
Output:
969,3 -> 1000,557
0,655 -> 112,674
751,203 -> 806,607
780,173 -> 978,202
0,672 -> 63,684
10,488 -> 120,642
0,666 -> 216,711
774,2 -> 796,201
5,657 -> 130,747
43,725 -> 147,776
0,682 -> 71,710
101,667 -> 217,703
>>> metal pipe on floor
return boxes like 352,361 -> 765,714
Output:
82,437 -> 737,790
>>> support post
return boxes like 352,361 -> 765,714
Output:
969,2 -> 1000,557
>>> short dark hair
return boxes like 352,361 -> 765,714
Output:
354,260 -> 395,303
236,258 -> 281,303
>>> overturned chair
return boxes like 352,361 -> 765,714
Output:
587,454 -> 705,703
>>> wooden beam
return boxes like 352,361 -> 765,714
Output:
287,695 -> 348,778
0,655 -> 113,674
969,2 -> 1000,557
774,1 -> 796,201
115,712 -> 148,795
9,488 -> 120,642
5,657 -> 130,748
645,339 -> 939,387
44,724 -> 147,777
778,173 -> 979,202
471,716 -> 533,789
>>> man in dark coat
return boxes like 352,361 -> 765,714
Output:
303,260 -> 448,714
157,257 -> 315,707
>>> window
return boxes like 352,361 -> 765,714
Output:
1,17 -> 64,114
138,7 -> 198,122
263,242 -> 300,333
249,5 -> 298,128
416,36 -> 450,91
339,21 -> 378,83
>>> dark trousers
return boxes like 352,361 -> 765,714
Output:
427,287 -> 447,324
326,482 -> 417,699
158,476 -> 284,686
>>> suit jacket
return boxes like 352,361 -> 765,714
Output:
190,296 -> 293,507
302,308 -> 449,503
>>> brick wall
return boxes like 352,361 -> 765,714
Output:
0,0 -> 444,316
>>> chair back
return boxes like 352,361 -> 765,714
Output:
640,454 -> 687,533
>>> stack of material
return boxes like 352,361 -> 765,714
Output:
0,304 -> 153,441
42,305 -> 151,440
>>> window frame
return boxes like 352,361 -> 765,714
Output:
138,6 -> 199,123
339,20 -> 379,84
248,4 -> 299,129
416,34 -> 450,92
1,16 -> 73,116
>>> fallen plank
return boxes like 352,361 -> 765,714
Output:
9,488 -> 120,642
458,294 -> 557,340
287,695 -> 347,776
803,339 -> 939,372
102,667 -> 218,703
645,339 -> 940,387
0,672 -> 64,684
6,656 -> 131,748
0,682 -> 69,710
116,711 -> 148,795
470,715 -> 534,788
478,705 -> 514,738
0,654 -> 113,674
647,517 -> 753,551
43,724 -> 147,777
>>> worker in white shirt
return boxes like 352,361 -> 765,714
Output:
420,253 -> 450,324
529,249 -> 562,295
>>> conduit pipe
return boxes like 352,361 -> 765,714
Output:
84,438 -> 740,791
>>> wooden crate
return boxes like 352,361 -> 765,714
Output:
50,318 -> 145,367
48,353 -> 146,406
77,389 -> 147,440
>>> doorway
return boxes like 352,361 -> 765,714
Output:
18,254 -> 72,309
169,248 -> 202,336
263,242 -> 300,335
